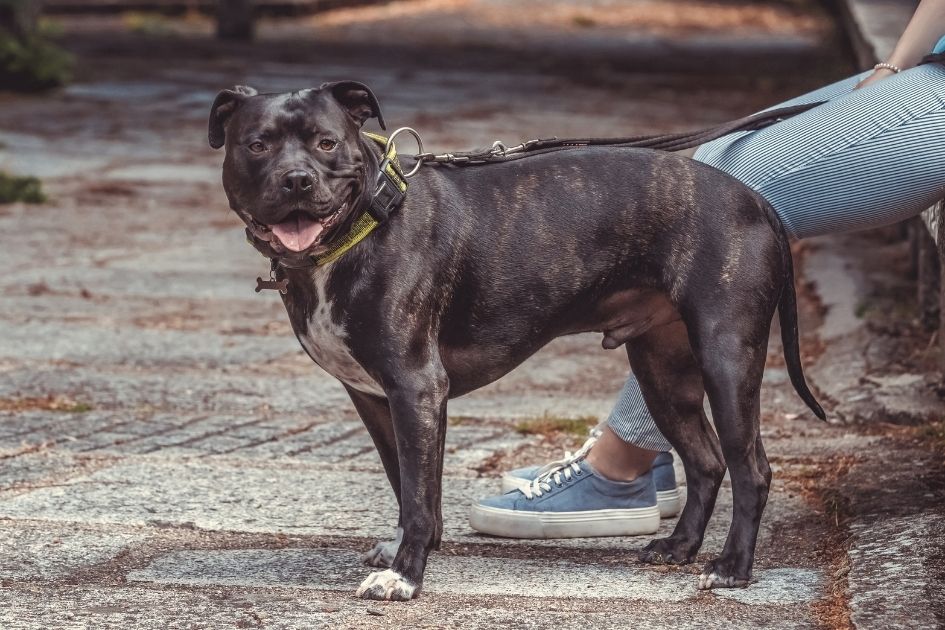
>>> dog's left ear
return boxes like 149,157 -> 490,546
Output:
323,80 -> 386,130
208,85 -> 258,149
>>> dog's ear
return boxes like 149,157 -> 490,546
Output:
208,85 -> 258,149
323,80 -> 386,130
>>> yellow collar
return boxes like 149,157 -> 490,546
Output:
311,131 -> 407,267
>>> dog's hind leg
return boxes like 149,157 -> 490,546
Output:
626,319 -> 727,566
345,385 -> 403,568
692,314 -> 772,589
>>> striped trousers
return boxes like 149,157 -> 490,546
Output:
608,63 -> 945,451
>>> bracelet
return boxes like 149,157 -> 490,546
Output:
874,62 -> 902,73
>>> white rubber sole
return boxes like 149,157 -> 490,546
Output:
501,474 -> 682,519
656,488 -> 681,519
469,504 -> 660,539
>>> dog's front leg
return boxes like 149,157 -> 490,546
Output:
356,364 -> 448,601
345,385 -> 404,568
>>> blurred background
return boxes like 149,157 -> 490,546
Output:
0,1 -> 942,628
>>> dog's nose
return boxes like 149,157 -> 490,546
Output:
281,170 -> 314,195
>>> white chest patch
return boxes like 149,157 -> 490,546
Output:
297,265 -> 385,397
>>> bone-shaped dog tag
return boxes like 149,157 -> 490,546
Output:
255,276 -> 289,294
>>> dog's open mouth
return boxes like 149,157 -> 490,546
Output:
248,205 -> 347,254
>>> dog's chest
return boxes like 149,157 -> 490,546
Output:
295,267 -> 384,397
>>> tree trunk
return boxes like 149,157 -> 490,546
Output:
217,0 -> 254,41
0,0 -> 42,38
937,209 -> 945,377
917,217 -> 941,332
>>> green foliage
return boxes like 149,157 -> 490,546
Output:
0,171 -> 46,203
122,12 -> 175,36
514,413 -> 598,438
61,401 -> 93,413
0,31 -> 72,91
919,421 -> 945,453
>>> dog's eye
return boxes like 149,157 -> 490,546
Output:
248,141 -> 267,153
318,139 -> 337,151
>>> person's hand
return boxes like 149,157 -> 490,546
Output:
854,67 -> 898,90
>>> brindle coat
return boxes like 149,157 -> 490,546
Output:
209,82 -> 825,601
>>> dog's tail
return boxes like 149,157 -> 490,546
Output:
774,217 -> 827,421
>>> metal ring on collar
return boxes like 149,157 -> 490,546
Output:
384,127 -> 425,178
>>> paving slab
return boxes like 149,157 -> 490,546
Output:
0,583 -> 819,630
126,547 -> 823,604
0,321 -> 293,369
0,450 -> 104,496
0,453 -> 827,562
0,460 -> 410,537
848,514 -> 945,630
0,523 -> 147,581
0,366 -> 356,418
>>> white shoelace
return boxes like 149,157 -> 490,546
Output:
522,460 -> 584,499
519,431 -> 600,499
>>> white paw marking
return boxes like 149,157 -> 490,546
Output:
698,571 -> 742,590
356,569 -> 418,601
297,263 -> 385,396
361,526 -> 402,568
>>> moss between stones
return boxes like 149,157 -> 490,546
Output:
0,31 -> 72,92
514,414 -> 597,439
0,171 -> 45,203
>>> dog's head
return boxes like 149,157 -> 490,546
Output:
209,81 -> 385,262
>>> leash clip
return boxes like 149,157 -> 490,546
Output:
369,160 -> 407,222
384,127 -> 425,178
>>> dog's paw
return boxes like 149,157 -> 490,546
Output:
638,537 -> 697,565
698,559 -> 751,590
356,569 -> 419,601
361,527 -> 402,568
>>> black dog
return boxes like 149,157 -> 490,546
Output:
208,81 -> 825,600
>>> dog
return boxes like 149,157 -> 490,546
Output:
208,80 -> 825,601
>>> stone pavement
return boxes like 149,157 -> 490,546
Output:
1,3 -> 942,628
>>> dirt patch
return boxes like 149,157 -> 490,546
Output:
0,395 -> 93,414
776,453 -> 856,630
312,0 -> 831,35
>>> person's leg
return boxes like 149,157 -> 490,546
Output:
693,70 -> 870,166
698,63 -> 945,239
603,373 -> 673,452
586,425 -> 658,481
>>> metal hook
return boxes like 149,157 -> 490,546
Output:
384,127 -> 425,178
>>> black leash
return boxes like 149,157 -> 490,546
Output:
414,53 -> 945,167
415,102 -> 826,166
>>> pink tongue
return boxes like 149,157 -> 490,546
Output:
270,214 -> 324,252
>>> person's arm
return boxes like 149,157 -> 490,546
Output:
857,0 -> 945,88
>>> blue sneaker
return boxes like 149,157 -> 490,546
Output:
502,441 -> 681,518
470,457 -> 660,538
651,452 -> 681,518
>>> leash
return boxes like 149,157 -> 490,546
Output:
414,53 -> 945,167
413,101 -> 826,166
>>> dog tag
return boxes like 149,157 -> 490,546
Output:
255,276 -> 289,294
